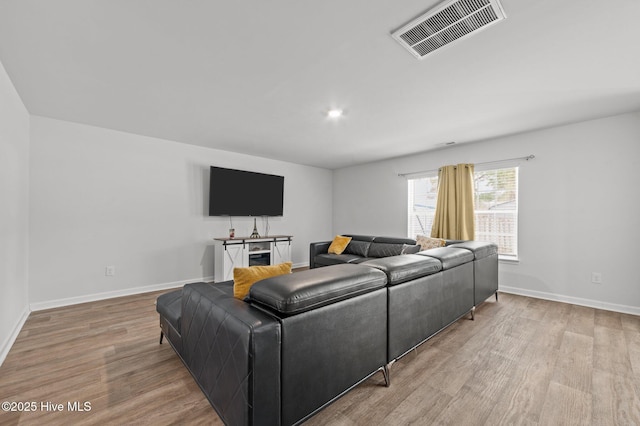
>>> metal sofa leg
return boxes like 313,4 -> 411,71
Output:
382,364 -> 391,387
470,306 -> 476,321
159,331 -> 164,344
495,291 -> 499,301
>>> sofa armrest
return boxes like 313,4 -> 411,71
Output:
180,282 -> 281,426
309,240 -> 332,269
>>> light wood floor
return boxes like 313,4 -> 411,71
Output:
1,291 -> 639,425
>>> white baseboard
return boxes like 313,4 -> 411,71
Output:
0,306 -> 30,367
500,285 -> 640,316
29,276 -> 214,312
29,265 -> 310,312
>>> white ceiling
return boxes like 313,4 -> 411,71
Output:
1,0 -> 639,169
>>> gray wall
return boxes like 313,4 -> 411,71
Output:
28,116 -> 333,308
0,60 -> 30,363
333,112 -> 640,314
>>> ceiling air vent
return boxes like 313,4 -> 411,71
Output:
392,0 -> 506,59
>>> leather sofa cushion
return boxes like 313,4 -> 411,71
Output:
368,242 -> 405,258
343,240 -> 371,257
156,289 -> 183,331
373,236 -> 417,245
315,253 -> 364,266
402,244 -> 421,254
343,234 -> 376,242
249,264 -> 387,315
449,241 -> 498,259
213,279 -> 235,295
362,254 -> 442,286
417,247 -> 474,270
350,257 -> 376,263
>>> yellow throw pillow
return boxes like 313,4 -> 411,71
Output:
416,234 -> 446,251
233,262 -> 293,300
327,235 -> 352,255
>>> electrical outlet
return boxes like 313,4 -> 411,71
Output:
591,272 -> 602,284
105,266 -> 116,277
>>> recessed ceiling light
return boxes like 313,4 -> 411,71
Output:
327,109 -> 343,118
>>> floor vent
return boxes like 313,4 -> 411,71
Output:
392,0 -> 506,59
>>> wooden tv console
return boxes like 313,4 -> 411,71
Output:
213,235 -> 292,282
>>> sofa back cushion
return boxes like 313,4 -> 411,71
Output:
372,236 -> 416,245
401,244 -> 421,254
366,236 -> 419,257
249,264 -> 387,315
417,248 -> 474,269
448,241 -> 498,259
362,254 -> 442,286
343,240 -> 371,257
368,242 -> 405,258
344,234 -> 376,242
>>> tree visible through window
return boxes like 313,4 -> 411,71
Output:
408,166 -> 519,258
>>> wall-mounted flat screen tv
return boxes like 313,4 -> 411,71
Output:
209,166 -> 284,216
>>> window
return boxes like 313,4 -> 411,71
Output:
407,176 -> 438,238
407,166 -> 519,258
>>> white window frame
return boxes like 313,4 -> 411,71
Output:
407,164 -> 520,260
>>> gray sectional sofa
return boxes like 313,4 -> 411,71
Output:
156,235 -> 498,425
310,234 -> 499,307
309,235 -> 422,268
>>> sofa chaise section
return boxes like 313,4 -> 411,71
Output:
180,281 -> 282,426
157,264 -> 389,426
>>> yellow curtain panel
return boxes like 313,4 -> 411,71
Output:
430,163 -> 475,240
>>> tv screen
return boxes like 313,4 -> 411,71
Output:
209,166 -> 284,216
